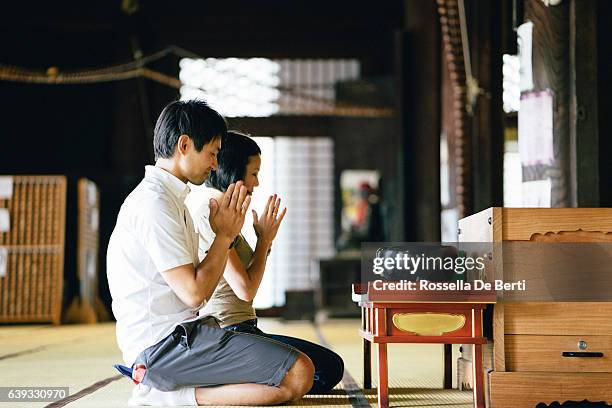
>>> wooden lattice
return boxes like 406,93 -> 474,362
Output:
0,176 -> 66,324
72,178 -> 106,323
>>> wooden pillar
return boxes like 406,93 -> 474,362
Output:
599,0 -> 612,207
397,0 -> 441,241
523,0 -> 600,207
524,0 -> 571,207
569,0 -> 599,206
469,0 -> 504,211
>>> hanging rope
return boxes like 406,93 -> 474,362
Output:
0,47 -> 393,118
0,47 -> 175,83
0,65 -> 143,84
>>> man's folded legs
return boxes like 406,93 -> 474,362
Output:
127,353 -> 313,407
129,317 -> 314,405
194,353 -> 314,405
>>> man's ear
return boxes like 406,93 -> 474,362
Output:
176,134 -> 191,156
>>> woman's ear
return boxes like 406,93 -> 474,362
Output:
177,134 -> 190,156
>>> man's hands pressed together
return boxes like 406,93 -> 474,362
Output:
209,181 -> 251,241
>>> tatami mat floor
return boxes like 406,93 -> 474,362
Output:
0,319 -> 473,408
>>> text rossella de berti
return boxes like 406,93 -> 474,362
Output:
371,252 -> 526,291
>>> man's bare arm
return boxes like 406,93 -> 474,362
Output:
161,234 -> 233,308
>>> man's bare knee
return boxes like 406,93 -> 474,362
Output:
282,353 -> 314,399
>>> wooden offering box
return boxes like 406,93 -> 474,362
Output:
458,208 -> 612,408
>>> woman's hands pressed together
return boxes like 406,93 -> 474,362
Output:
252,194 -> 286,248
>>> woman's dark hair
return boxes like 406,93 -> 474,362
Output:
206,131 -> 261,192
153,99 -> 227,160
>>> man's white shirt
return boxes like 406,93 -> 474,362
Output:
107,165 -> 203,366
188,189 -> 216,262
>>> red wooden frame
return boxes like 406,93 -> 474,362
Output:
354,283 -> 494,408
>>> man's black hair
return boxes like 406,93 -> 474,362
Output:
206,131 -> 261,192
153,99 -> 227,160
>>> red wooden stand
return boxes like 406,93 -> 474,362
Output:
353,283 -> 495,408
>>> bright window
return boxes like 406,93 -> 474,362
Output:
179,58 -> 360,117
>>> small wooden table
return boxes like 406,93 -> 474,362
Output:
352,283 -> 495,408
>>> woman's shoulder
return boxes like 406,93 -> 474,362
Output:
192,201 -> 211,222
185,186 -> 217,223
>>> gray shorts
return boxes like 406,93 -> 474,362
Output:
133,317 -> 300,392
